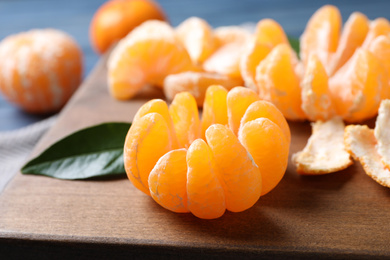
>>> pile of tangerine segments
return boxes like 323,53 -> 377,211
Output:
112,5 -> 390,218
124,86 -> 290,219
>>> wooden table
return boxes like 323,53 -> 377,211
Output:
1,1 -> 390,259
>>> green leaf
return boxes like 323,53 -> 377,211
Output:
288,36 -> 300,56
21,122 -> 131,180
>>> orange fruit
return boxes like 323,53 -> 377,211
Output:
238,118 -> 288,195
169,92 -> 201,149
89,0 -> 167,54
301,53 -> 335,121
187,139 -> 226,219
163,71 -> 243,107
107,20 -> 195,100
361,18 -> 390,49
214,26 -> 251,47
368,35 -> 390,79
176,17 -> 217,64
255,43 -> 306,121
124,87 -> 290,219
226,87 -> 260,136
201,85 -> 228,139
300,5 -> 341,67
253,19 -> 289,47
0,29 -> 82,114
374,99 -> 390,170
329,48 -> 389,122
327,12 -> 369,75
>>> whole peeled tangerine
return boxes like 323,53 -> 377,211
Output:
0,29 -> 83,114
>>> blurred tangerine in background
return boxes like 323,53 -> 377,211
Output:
0,29 -> 83,114
89,0 -> 167,54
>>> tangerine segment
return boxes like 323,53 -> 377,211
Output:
254,19 -> 288,47
163,71 -> 242,107
328,12 -> 369,75
206,124 -> 262,212
214,26 -> 251,46
374,99 -> 390,169
301,53 -> 334,121
240,41 -> 272,92
124,113 -> 173,195
176,17 -> 216,64
107,20 -> 194,100
240,100 -> 291,144
344,125 -> 390,188
255,44 -> 306,121
169,92 -> 201,148
300,5 -> 341,66
227,87 -> 260,136
148,149 -> 189,213
329,48 -> 389,122
201,85 -> 228,139
292,117 -> 352,175
202,42 -> 244,79
361,18 -> 390,49
238,118 -> 289,195
187,139 -> 226,219
368,35 -> 390,78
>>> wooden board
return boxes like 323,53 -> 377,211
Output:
1,55 -> 390,259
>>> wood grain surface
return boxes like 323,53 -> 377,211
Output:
1,55 -> 390,259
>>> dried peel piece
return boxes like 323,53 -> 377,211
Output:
345,124 -> 390,188
374,99 -> 390,169
292,117 -> 352,174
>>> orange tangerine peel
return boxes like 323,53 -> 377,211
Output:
374,99 -> 390,169
292,117 -> 352,175
124,87 -> 290,219
344,125 -> 390,188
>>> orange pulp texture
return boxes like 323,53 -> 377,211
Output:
123,86 -> 290,219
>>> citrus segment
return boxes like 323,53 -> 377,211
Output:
227,87 -> 260,135
163,71 -> 242,107
292,117 -> 352,175
255,43 -> 306,120
254,19 -> 288,47
361,18 -> 390,49
344,125 -> 390,188
329,48 -> 389,122
374,99 -> 390,169
201,85 -> 228,139
133,99 -> 179,149
107,20 -> 194,100
368,35 -> 390,79
240,100 -> 291,144
301,54 -> 334,121
124,113 -> 173,195
238,118 -> 289,195
148,149 -> 189,213
203,42 -> 244,79
187,139 -> 226,219
206,124 -> 262,212
214,26 -> 251,46
176,17 -> 216,64
300,5 -> 341,66
328,12 -> 369,75
240,41 -> 272,92
169,92 -> 201,148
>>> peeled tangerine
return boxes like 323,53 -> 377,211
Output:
124,86 -> 290,219
344,99 -> 390,188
